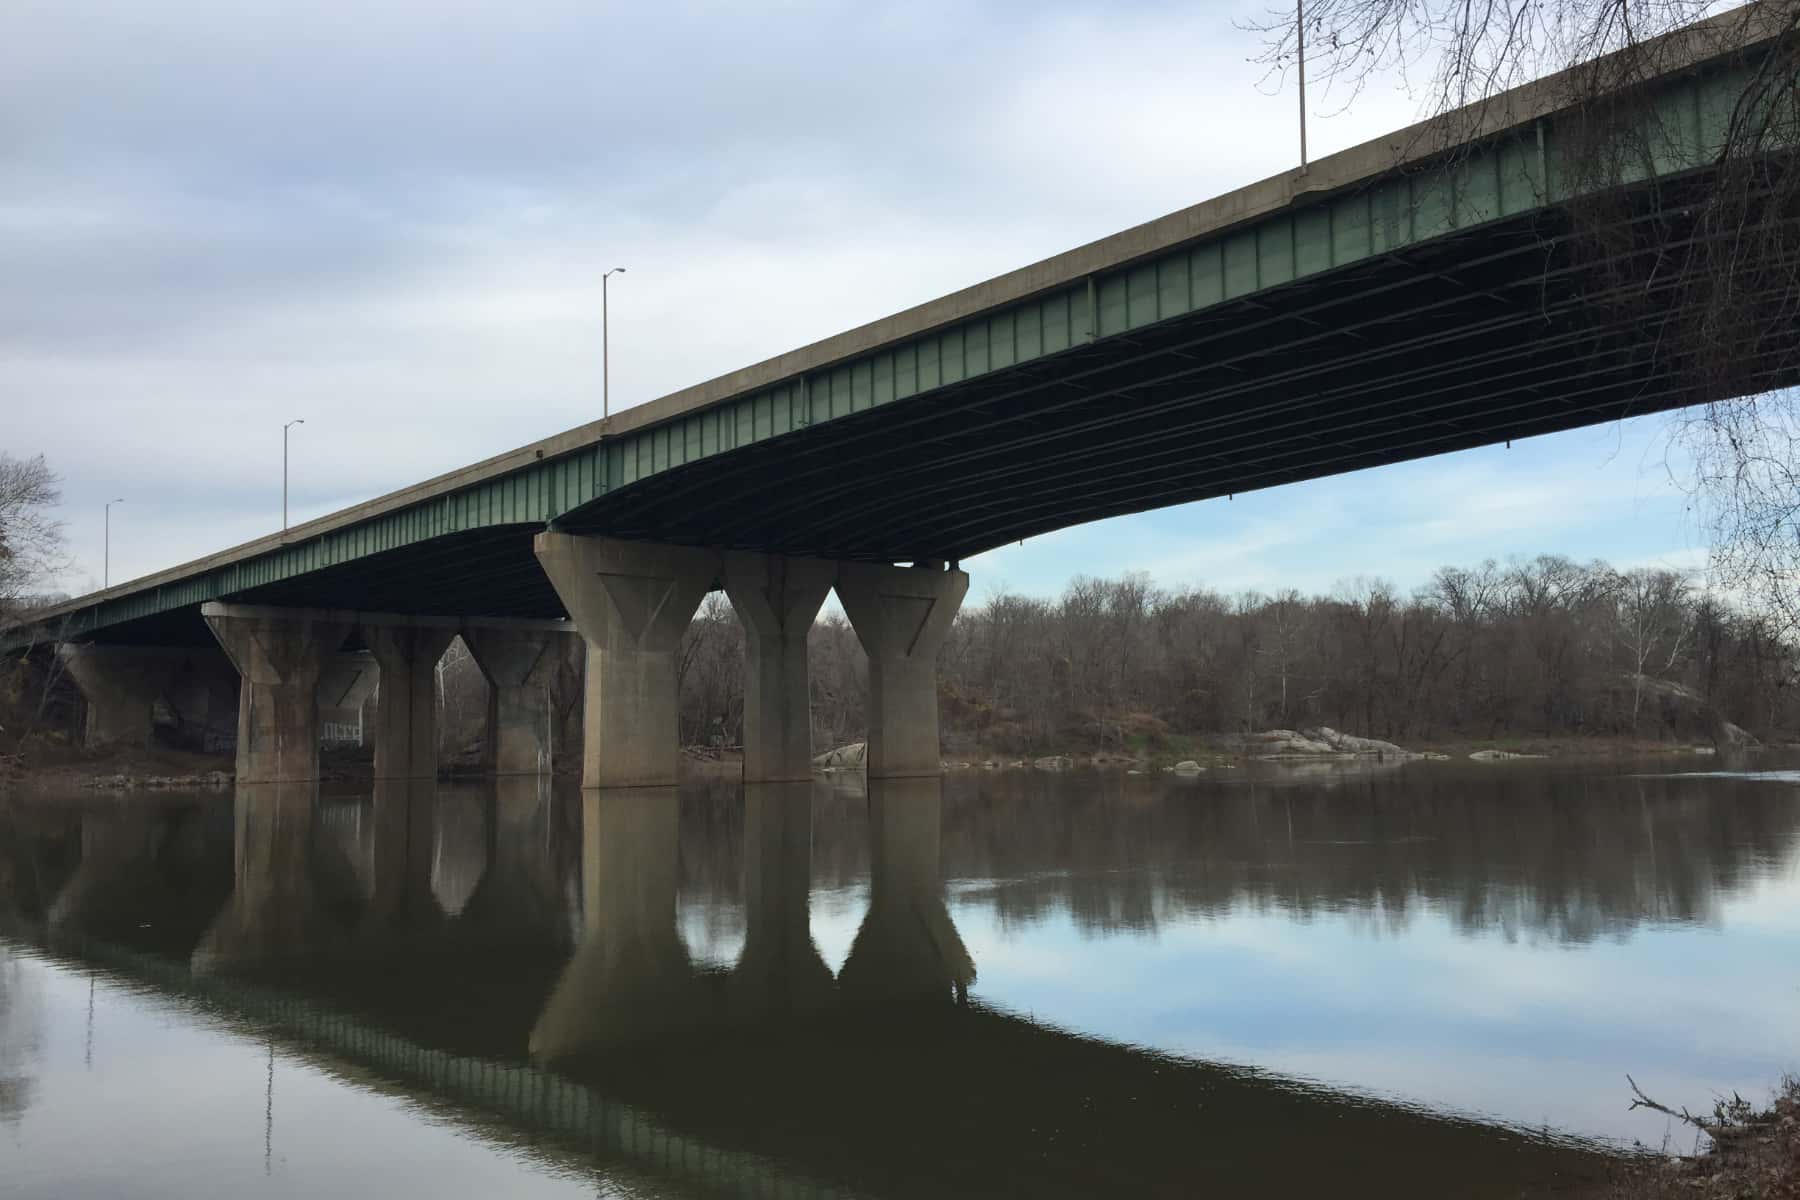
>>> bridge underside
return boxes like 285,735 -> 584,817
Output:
71,171 -> 1800,650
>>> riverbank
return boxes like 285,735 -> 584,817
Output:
4,731 -> 1757,793
928,731 -> 1748,774
1591,1079 -> 1798,1198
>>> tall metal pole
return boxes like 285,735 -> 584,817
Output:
602,266 -> 625,418
283,418 -> 304,530
104,498 -> 123,588
1297,0 -> 1309,172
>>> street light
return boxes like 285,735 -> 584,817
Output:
104,498 -> 124,588
603,267 -> 626,418
283,418 -> 305,531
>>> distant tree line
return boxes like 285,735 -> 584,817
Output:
661,556 -> 1799,755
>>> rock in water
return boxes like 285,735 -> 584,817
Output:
812,742 -> 867,770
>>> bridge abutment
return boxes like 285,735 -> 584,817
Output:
462,619 -> 579,777
363,621 -> 458,779
722,552 -> 834,783
836,562 -> 969,778
201,603 -> 354,784
534,533 -> 716,788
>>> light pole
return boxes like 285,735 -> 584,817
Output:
283,418 -> 304,531
1296,0 -> 1308,172
603,267 -> 626,418
104,498 -> 123,588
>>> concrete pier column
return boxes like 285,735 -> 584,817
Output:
55,644 -> 186,748
462,619 -> 580,776
534,533 -> 717,789
722,554 -> 836,783
316,651 -> 378,746
834,562 -> 970,778
363,621 -> 457,779
201,603 -> 354,784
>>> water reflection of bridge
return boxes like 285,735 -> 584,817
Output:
7,771 -> 1790,1197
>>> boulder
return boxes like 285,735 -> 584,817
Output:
812,742 -> 867,770
1171,760 -> 1205,775
1247,729 -> 1338,756
1307,726 -> 1413,757
1247,727 -> 1423,759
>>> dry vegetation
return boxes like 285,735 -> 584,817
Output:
653,556 -> 1797,760
1595,1078 -> 1799,1198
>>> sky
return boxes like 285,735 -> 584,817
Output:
2,0 -> 1715,603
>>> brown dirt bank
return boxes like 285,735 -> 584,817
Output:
1589,1080 -> 1798,1199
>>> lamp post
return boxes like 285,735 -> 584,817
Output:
283,418 -> 305,531
603,267 -> 626,418
1297,0 -> 1308,172
104,498 -> 124,588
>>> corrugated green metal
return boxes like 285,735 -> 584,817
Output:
12,56 -> 1759,647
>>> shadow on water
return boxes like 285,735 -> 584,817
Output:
2,761 -> 1797,1197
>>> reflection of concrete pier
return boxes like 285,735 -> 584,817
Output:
727,782 -> 835,1024
44,799 -> 232,954
531,787 -> 699,1058
192,785 -> 343,974
840,778 -> 974,1007
0,778 -> 1645,1199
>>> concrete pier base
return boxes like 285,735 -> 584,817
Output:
463,620 -> 579,776
56,644 -> 188,748
364,621 -> 457,780
835,562 -> 969,778
201,603 -> 354,784
723,554 -> 835,783
316,651 -> 378,745
535,533 -> 717,789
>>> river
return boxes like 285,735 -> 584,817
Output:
2,758 -> 1797,1197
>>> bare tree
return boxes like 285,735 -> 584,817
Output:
1614,567 -> 1695,726
1248,0 -> 1800,627
0,455 -> 65,631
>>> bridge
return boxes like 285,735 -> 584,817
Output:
8,9 -> 1797,786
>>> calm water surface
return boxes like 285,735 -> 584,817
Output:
3,759 -> 1798,1198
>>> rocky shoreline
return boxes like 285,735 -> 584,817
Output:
809,728 -> 1739,774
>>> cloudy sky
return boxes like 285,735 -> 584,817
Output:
3,0 -> 1707,602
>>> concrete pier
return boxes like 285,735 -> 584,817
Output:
835,562 -> 969,778
534,533 -> 716,789
461,620 -> 578,777
363,621 -> 457,780
722,553 -> 834,783
56,644 -> 187,748
316,651 -> 378,746
201,604 -> 354,784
